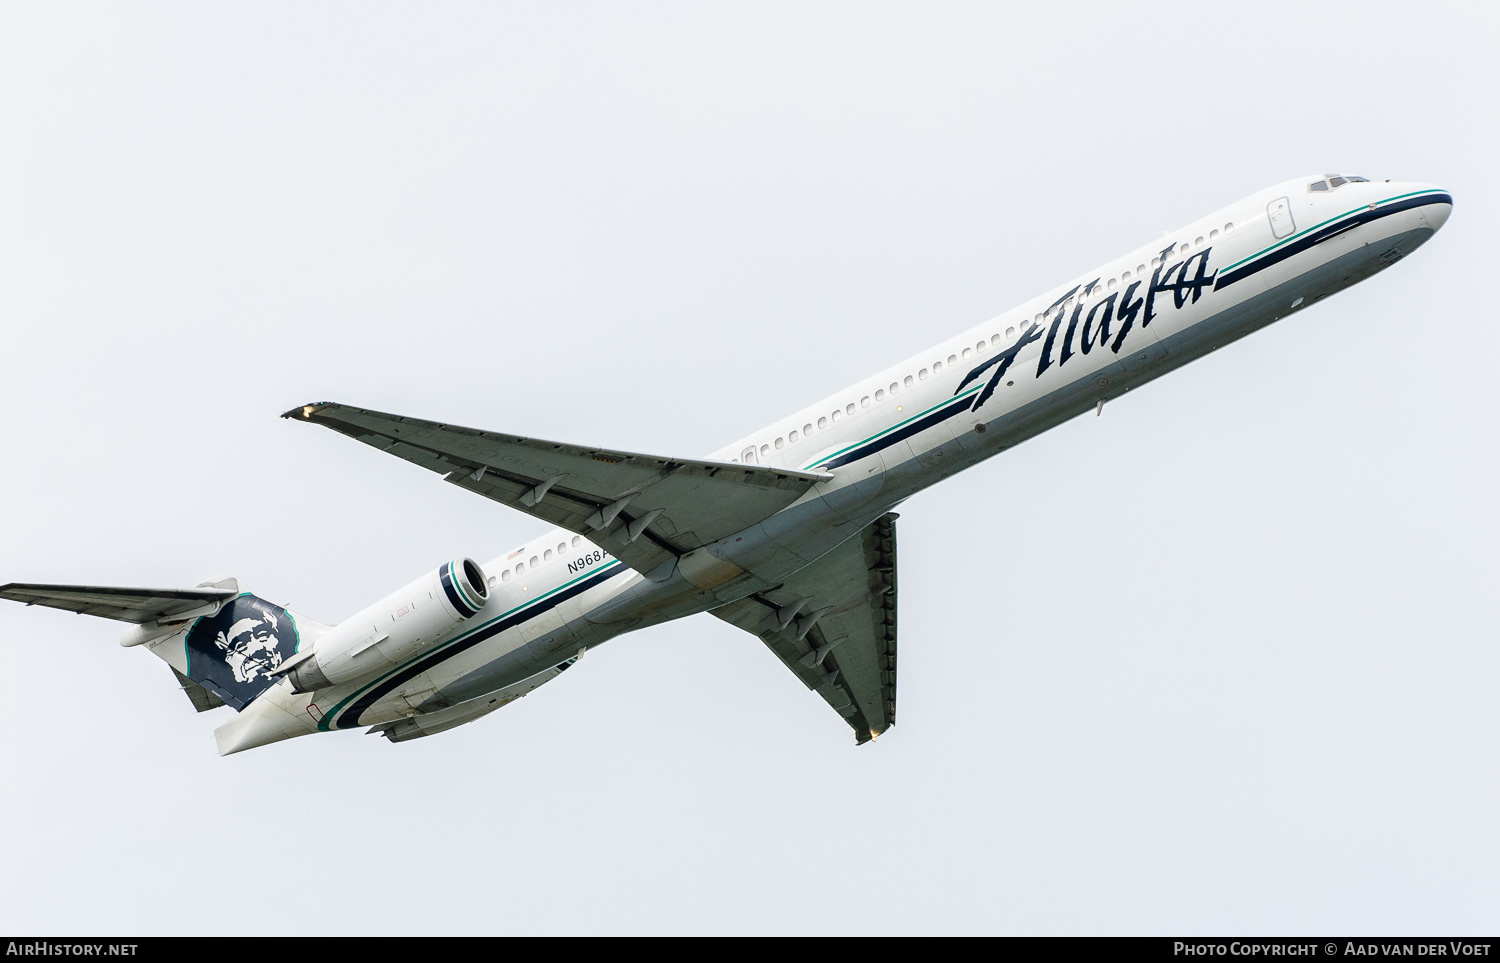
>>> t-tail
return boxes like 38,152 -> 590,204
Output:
0,576 -> 329,714
0,559 -> 498,754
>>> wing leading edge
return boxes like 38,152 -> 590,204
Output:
710,512 -> 898,744
284,401 -> 830,577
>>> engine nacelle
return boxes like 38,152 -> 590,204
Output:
286,558 -> 489,693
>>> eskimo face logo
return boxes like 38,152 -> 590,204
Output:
186,595 -> 299,710
216,611 -> 285,683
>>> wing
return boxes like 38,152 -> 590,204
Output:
710,512 -> 898,744
284,401 -> 830,577
0,583 -> 236,624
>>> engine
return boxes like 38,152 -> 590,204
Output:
286,558 -> 490,693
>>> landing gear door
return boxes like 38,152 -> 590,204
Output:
1267,196 -> 1296,239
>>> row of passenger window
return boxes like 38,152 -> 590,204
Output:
1005,223 -> 1236,334
497,535 -> 586,582
735,222 -> 1236,463
734,342 -> 996,462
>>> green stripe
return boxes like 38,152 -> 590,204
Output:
449,559 -> 481,612
800,386 -> 982,471
786,188 -> 1447,480
316,559 -> 622,731
793,189 -> 1445,476
1221,188 -> 1445,274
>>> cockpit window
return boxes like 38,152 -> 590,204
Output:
1309,174 -> 1370,193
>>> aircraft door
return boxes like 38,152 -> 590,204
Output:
1267,196 -> 1296,239
741,446 -> 758,464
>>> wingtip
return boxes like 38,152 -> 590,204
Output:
281,402 -> 331,421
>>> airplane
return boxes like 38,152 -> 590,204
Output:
0,174 -> 1452,755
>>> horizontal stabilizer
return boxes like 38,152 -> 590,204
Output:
0,583 -> 237,624
4,577 -> 315,716
284,401 -> 831,577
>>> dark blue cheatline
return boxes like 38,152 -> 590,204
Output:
1215,192 -> 1452,291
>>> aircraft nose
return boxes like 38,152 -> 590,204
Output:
1421,189 -> 1453,231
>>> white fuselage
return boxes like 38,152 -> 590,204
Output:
220,175 -> 1452,748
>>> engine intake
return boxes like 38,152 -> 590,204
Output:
286,558 -> 489,693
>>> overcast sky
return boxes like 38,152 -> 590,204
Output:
2,2 -> 1496,936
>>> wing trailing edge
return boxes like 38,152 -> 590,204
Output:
710,512 -> 898,744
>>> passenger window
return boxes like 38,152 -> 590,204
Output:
1210,229 -> 1219,239
860,396 -> 870,408
760,444 -> 770,457
544,549 -> 553,561
558,543 -> 566,554
904,375 -> 914,387
1224,222 -> 1234,232
993,333 -> 1003,344
1107,278 -> 1118,291
919,368 -> 929,380
501,570 -> 511,582
804,423 -> 813,434
516,563 -> 525,574
774,437 -> 784,449
888,383 -> 898,394
933,361 -> 942,372
572,536 -> 581,547
976,341 -> 986,352
742,446 -> 757,464
1151,257 -> 1161,268
1195,236 -> 1204,246
1179,243 -> 1190,255
1121,271 -> 1130,281
789,430 -> 799,442
1137,264 -> 1146,275
947,354 -> 957,366
962,348 -> 972,359
832,410 -> 842,422
875,389 -> 885,401
845,403 -> 855,415
530,556 -> 539,568
818,416 -> 828,428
